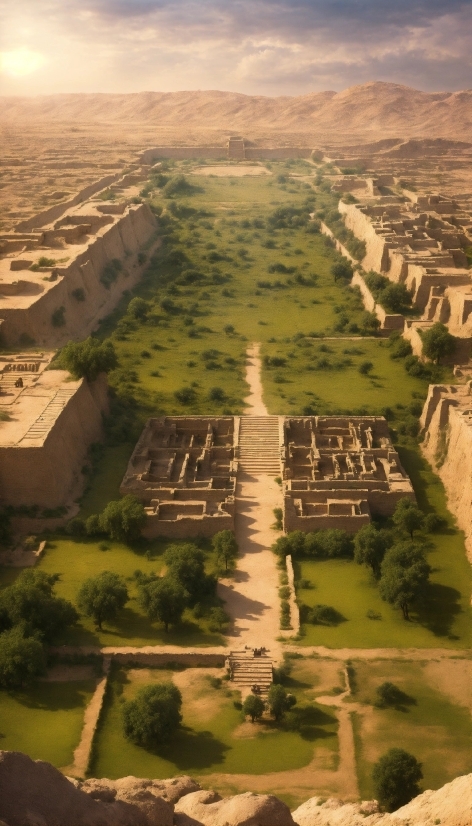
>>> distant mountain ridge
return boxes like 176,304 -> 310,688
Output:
1,82 -> 472,141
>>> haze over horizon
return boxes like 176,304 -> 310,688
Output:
0,0 -> 471,98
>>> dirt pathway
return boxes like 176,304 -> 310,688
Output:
244,342 -> 268,415
219,473 -> 283,657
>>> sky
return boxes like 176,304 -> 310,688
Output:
0,0 -> 471,97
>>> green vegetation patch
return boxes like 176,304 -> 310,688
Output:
17,537 -> 225,648
92,664 -> 338,780
0,679 -> 95,767
350,660 -> 472,799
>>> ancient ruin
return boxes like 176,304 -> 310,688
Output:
120,416 -> 238,538
282,416 -> 414,532
121,415 -> 415,537
0,170 -> 157,348
0,353 -> 108,508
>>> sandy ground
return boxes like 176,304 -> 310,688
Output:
219,473 -> 283,655
217,343 -> 283,654
243,343 -> 268,415
191,165 -> 271,176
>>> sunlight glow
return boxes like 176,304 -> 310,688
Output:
0,47 -> 47,77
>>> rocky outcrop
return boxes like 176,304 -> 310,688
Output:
292,772 -> 472,825
174,790 -> 295,826
2,750 -> 472,826
0,751 -> 197,826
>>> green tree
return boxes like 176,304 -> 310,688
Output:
212,530 -> 238,572
0,628 -> 45,689
77,571 -> 128,630
164,543 -> 215,605
127,297 -> 149,320
379,542 -> 430,620
139,577 -> 187,632
372,748 -> 422,811
58,337 -> 118,381
122,682 -> 182,749
243,694 -> 265,722
99,495 -> 146,542
392,498 -> 424,538
331,259 -> 353,281
267,684 -> 297,722
354,524 -> 392,578
421,323 -> 456,364
0,569 -> 78,641
379,283 -> 411,313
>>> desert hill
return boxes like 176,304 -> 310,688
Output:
1,82 -> 472,142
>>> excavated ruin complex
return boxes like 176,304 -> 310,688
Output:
282,417 -> 414,532
120,417 -> 238,538
122,416 -> 414,537
339,193 -> 472,336
0,170 -> 157,348
0,354 -> 108,508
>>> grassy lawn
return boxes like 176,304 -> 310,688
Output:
350,660 -> 472,798
262,338 -> 430,416
0,680 -> 95,768
32,537 -> 226,647
92,664 -> 338,781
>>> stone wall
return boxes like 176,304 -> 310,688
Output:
0,374 -> 108,508
0,203 -> 157,348
421,382 -> 472,558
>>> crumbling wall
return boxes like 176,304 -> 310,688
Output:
0,374 -> 108,508
421,383 -> 472,558
0,204 -> 157,347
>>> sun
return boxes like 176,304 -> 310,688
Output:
0,47 -> 46,77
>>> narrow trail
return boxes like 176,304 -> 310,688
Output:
243,342 -> 268,415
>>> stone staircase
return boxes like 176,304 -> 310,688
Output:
20,388 -> 76,441
238,416 -> 281,474
228,652 -> 273,695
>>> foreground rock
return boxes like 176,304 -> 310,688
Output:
0,751 -> 198,826
292,772 -> 472,825
2,750 -> 472,826
174,790 -> 295,826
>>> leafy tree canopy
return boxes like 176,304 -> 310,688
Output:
57,337 -> 118,381
77,571 -> 128,630
267,684 -> 297,721
421,323 -> 456,364
354,524 -> 393,578
372,748 -> 422,811
0,627 -> 45,689
392,498 -> 424,538
139,577 -> 187,632
0,569 -> 78,642
99,495 -> 146,542
243,694 -> 265,722
212,530 -> 238,572
122,682 -> 182,749
164,543 -> 215,604
379,541 -> 430,620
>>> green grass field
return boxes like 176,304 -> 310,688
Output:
295,443 -> 472,648
30,536 -> 226,647
0,680 -> 95,768
350,660 -> 472,798
92,663 -> 338,781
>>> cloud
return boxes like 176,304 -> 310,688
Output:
0,0 -> 471,94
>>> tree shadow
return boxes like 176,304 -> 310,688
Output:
415,581 -> 463,639
283,704 -> 336,741
157,727 -> 229,770
10,682 -> 93,712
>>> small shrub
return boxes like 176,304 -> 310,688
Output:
51,306 -> 66,327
